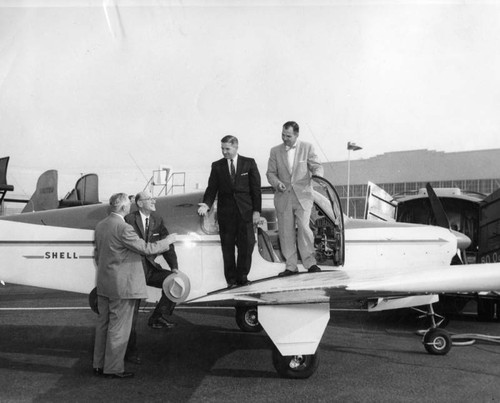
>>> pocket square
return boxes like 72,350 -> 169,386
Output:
241,172 -> 249,176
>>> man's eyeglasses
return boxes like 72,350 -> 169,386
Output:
138,197 -> 156,202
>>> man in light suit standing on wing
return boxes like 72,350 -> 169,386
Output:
266,121 -> 324,277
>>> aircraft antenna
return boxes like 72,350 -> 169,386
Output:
306,124 -> 335,178
128,153 -> 149,182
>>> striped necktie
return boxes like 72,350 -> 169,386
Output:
144,217 -> 149,242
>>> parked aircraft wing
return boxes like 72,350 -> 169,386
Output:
347,263 -> 500,293
187,263 -> 500,306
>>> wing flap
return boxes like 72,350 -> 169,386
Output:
186,271 -> 349,306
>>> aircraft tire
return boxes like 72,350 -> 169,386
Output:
423,328 -> 452,355
88,287 -> 98,314
235,306 -> 262,333
272,347 -> 319,379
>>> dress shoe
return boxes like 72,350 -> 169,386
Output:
125,354 -> 142,365
237,281 -> 251,286
278,269 -> 298,277
93,368 -> 103,376
149,316 -> 176,329
308,265 -> 321,273
104,372 -> 134,379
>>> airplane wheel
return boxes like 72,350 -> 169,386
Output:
272,347 -> 319,379
423,328 -> 451,355
235,306 -> 262,333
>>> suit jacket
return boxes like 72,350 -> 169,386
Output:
266,141 -> 324,212
124,210 -> 178,274
94,213 -> 172,299
203,155 -> 262,223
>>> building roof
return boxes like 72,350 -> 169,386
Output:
323,149 -> 500,185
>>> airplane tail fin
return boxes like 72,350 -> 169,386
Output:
59,173 -> 99,208
21,170 -> 59,213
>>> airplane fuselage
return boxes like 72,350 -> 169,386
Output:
4,177 -> 500,379
0,189 -> 457,303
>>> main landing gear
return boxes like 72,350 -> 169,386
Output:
235,306 -> 263,333
234,304 -> 324,378
272,347 -> 320,379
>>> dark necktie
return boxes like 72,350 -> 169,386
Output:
230,159 -> 236,183
144,217 -> 149,242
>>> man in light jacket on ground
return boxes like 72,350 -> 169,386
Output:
93,192 -> 176,379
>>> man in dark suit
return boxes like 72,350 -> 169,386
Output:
93,193 -> 175,378
198,135 -> 262,287
124,191 -> 179,363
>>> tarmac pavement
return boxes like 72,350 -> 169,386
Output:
0,284 -> 499,402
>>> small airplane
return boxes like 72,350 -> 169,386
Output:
1,171 -> 500,379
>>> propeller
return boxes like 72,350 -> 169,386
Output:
426,183 -> 450,229
425,183 -> 471,263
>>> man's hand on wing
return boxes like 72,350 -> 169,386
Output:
197,203 -> 209,216
252,211 -> 261,226
165,233 -> 177,245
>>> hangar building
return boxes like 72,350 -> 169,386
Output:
323,149 -> 500,218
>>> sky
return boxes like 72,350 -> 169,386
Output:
1,0 -> 499,201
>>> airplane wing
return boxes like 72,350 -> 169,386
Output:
185,264 -> 500,362
186,263 -> 500,306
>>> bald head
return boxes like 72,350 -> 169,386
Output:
135,191 -> 156,215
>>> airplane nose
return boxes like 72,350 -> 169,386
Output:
451,230 -> 471,250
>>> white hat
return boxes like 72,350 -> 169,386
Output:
162,271 -> 191,303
